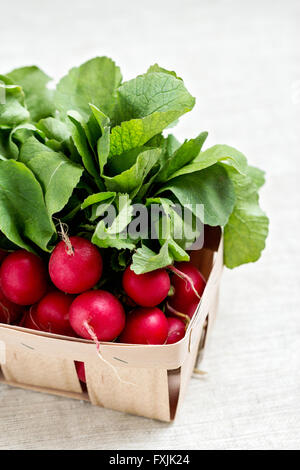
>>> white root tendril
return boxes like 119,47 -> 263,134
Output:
28,306 -> 41,330
83,320 -> 135,387
55,219 -> 74,255
168,265 -> 201,300
166,302 -> 190,328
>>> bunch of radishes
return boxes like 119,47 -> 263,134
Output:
0,237 -> 206,349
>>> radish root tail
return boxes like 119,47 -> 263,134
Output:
166,302 -> 190,328
28,306 -> 41,330
83,320 -> 135,387
56,219 -> 74,256
168,265 -> 201,300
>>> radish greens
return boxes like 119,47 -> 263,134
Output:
0,57 -> 269,270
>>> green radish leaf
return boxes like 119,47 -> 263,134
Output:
0,130 -> 11,159
92,194 -> 135,250
103,148 -> 162,197
89,197 -> 116,222
163,134 -> 181,156
81,191 -> 116,210
109,112 -> 186,157
82,191 -> 116,221
37,117 -> 71,142
166,144 -> 248,180
93,230 -> 136,250
0,160 -> 55,251
68,111 -> 97,175
90,103 -> 110,130
131,239 -> 189,275
146,64 -> 183,80
8,123 -> 45,159
26,154 -> 83,216
89,104 -> 110,173
113,71 -> 195,125
135,134 -> 182,197
247,165 -> 266,189
144,133 -> 164,148
19,136 -> 53,162
109,69 -> 195,156
157,164 -> 235,226
20,137 -> 83,216
110,249 -> 131,272
132,243 -> 172,274
0,83 -> 29,128
156,132 -> 208,183
6,66 -> 55,122
132,134 -> 183,197
134,161 -> 162,201
55,57 -> 122,119
224,167 -> 269,268
146,197 -> 202,251
106,147 -> 146,176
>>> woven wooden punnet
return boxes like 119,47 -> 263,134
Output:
0,227 -> 223,422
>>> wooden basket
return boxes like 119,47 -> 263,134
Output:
0,227 -> 223,422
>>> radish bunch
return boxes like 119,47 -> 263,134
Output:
0,238 -> 206,349
120,261 -> 206,345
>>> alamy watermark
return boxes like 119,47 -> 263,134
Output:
97,195 -> 205,251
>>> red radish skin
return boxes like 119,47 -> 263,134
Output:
69,290 -> 125,341
36,291 -> 74,336
166,317 -> 186,344
186,302 -> 199,319
75,361 -> 86,383
119,307 -> 169,345
49,236 -> 103,294
122,267 -> 170,307
169,262 -> 206,314
22,305 -> 42,331
0,285 -> 23,324
0,250 -> 48,305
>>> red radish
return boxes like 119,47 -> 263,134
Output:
0,285 -> 23,324
36,291 -> 74,336
119,307 -> 168,345
166,317 -> 186,344
69,290 -> 125,341
0,250 -> 48,305
122,267 -> 170,307
186,302 -> 199,319
75,361 -> 86,383
169,262 -> 206,313
49,236 -> 103,294
22,305 -> 42,331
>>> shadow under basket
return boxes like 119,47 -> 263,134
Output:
0,226 -> 223,422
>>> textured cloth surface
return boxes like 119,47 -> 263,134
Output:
0,0 -> 299,450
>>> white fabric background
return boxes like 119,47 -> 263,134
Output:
0,0 -> 299,450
